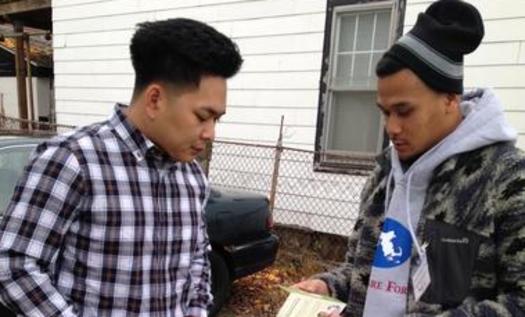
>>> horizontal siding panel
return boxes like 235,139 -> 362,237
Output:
493,88 -> 525,112
466,42 -> 521,66
54,0 -> 324,24
239,52 -> 322,72
54,12 -> 156,35
54,60 -> 133,75
216,122 -> 316,146
55,87 -> 132,104
464,65 -> 525,88
484,18 -> 525,43
223,106 -> 317,127
55,74 -> 134,89
54,46 -> 129,61
229,71 -> 320,90
231,32 -> 324,55
53,30 -> 134,48
226,13 -> 325,39
54,100 -> 115,116
506,112 -> 525,134
55,111 -> 107,127
406,0 -> 525,24
228,89 -> 319,108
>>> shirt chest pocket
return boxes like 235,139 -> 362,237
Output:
421,219 -> 487,307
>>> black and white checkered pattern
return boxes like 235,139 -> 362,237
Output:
0,105 -> 212,317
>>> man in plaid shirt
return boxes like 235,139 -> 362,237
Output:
0,18 -> 242,316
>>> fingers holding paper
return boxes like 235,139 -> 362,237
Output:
293,279 -> 330,295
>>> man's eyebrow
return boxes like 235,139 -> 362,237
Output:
376,102 -> 412,111
201,107 -> 226,117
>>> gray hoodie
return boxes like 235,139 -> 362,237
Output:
362,88 -> 517,317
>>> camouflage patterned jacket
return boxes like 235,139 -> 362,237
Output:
317,141 -> 525,316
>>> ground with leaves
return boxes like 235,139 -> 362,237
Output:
218,228 -> 347,317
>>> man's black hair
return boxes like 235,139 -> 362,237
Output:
130,18 -> 243,96
375,55 -> 405,78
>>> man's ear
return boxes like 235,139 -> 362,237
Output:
444,93 -> 461,114
144,83 -> 163,120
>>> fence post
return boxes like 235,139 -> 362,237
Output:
269,116 -> 284,216
0,95 -> 4,129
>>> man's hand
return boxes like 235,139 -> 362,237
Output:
292,278 -> 330,295
317,310 -> 341,317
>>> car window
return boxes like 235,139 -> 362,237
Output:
0,145 -> 34,215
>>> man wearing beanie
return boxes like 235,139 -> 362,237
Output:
294,0 -> 525,316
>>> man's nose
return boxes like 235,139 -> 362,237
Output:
201,120 -> 216,141
385,115 -> 402,137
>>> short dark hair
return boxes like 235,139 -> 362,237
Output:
130,18 -> 243,95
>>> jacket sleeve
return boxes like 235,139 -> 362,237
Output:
0,145 -> 84,317
432,153 -> 525,317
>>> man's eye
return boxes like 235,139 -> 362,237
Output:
397,109 -> 412,117
196,113 -> 208,122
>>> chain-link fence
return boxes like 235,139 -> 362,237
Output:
0,114 -> 73,136
208,140 -> 373,237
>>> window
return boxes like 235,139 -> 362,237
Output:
315,0 -> 405,172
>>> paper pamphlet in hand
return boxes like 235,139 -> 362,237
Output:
277,286 -> 346,317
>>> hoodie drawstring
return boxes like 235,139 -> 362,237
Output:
405,172 -> 426,257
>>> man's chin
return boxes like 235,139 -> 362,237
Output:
169,152 -> 196,163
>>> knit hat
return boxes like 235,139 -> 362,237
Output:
380,0 -> 484,93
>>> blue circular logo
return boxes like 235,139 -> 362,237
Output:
372,218 -> 412,268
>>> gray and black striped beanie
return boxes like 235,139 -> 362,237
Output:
382,0 -> 484,93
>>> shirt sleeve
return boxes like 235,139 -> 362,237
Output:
186,186 -> 212,317
0,144 -> 84,317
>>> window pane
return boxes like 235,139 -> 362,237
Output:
374,11 -> 391,50
334,53 -> 353,88
352,53 -> 371,87
338,15 -> 356,52
371,52 -> 383,74
0,147 -> 33,214
328,91 -> 382,153
355,13 -> 374,51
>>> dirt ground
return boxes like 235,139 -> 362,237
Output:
217,227 -> 347,317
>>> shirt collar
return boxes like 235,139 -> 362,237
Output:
109,103 -> 155,162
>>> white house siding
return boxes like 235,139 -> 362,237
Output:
406,0 -> 525,149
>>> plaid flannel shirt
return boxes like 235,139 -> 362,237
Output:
0,105 -> 212,317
